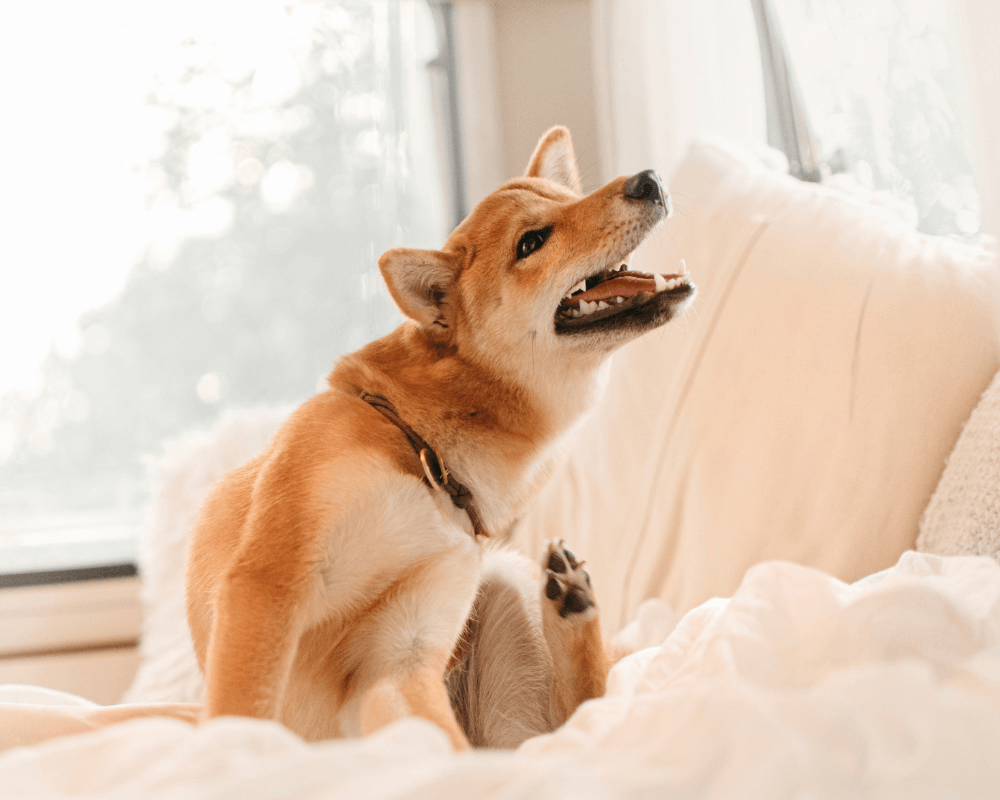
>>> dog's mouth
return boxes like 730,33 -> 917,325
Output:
554,260 -> 693,333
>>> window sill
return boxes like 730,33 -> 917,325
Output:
0,575 -> 142,658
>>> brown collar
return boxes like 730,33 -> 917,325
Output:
360,392 -> 488,540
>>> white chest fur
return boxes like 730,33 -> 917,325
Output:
310,468 -> 480,628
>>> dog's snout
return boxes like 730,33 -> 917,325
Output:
623,169 -> 669,213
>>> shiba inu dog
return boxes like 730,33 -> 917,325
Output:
184,127 -> 695,749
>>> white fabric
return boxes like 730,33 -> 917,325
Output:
516,138 -> 1000,631
918,369 -> 1000,559
0,687 -> 199,752
0,687 -> 103,751
124,407 -> 290,704
5,552 -> 1000,798
590,0 -> 767,183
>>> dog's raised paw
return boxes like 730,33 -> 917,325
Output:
543,539 -> 595,619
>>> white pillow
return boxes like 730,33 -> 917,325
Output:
917,369 -> 1000,560
515,137 -> 1000,632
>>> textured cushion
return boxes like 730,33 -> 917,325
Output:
917,370 -> 1000,560
515,137 -> 1000,631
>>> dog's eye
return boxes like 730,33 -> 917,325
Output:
516,227 -> 552,260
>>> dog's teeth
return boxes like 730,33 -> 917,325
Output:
680,258 -> 689,276
654,273 -> 668,292
580,300 -> 594,315
570,279 -> 587,295
616,296 -> 624,304
597,300 -> 609,310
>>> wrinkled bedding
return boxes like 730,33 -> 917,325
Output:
3,551 -> 1000,799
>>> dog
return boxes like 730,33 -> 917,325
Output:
184,126 -> 695,750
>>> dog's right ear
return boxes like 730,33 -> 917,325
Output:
378,248 -> 459,333
525,126 -> 582,194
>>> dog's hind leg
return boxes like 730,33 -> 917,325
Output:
538,539 -> 610,728
446,548 -> 555,749
446,544 -> 612,749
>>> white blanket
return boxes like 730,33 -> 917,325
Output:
3,551 -> 1000,799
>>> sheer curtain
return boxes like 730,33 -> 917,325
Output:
590,0 -> 768,183
591,0 -> 999,238
956,0 -> 1000,238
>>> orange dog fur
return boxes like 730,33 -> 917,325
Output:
184,127 -> 695,749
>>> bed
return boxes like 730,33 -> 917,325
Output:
3,139 -> 1000,798
4,553 -> 1000,797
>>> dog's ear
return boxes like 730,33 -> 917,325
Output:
378,248 -> 459,332
525,126 -> 582,194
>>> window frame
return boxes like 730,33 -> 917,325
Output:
751,0 -> 823,182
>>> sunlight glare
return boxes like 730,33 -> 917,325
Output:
0,0 -> 297,398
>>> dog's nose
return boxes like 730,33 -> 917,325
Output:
623,169 -> 669,213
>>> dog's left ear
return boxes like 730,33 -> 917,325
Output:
379,248 -> 459,333
525,126 -> 582,194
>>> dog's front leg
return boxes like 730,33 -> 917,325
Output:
359,654 -> 470,751
353,535 -> 481,750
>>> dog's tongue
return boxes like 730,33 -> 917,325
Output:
569,275 -> 657,305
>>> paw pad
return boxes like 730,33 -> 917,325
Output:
542,539 -> 595,619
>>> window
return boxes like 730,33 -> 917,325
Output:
760,0 -> 981,236
0,0 -> 464,584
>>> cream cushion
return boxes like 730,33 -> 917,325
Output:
515,138 -> 1000,632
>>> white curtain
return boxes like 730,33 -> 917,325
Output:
956,0 -> 1000,238
591,0 -> 1000,238
590,0 -> 768,183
